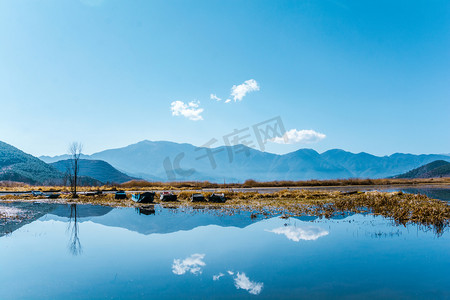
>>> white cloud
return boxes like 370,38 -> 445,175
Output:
172,254 -> 206,275
213,273 -> 224,281
227,270 -> 234,275
234,272 -> 263,295
224,99 -> 231,103
231,79 -> 260,102
271,129 -> 326,144
268,225 -> 329,242
170,100 -> 204,121
210,94 -> 221,101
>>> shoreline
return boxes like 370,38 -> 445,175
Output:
1,188 -> 449,235
1,181 -> 449,195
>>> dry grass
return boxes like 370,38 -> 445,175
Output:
1,178 -> 449,193
0,181 -> 30,188
0,185 -> 119,193
2,189 -> 449,234
0,193 -> 134,207
120,177 -> 450,190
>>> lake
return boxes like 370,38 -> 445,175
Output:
0,189 -> 449,299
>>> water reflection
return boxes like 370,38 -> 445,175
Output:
234,272 -> 264,295
369,230 -> 402,239
0,202 -> 57,238
268,224 -> 329,241
172,253 -> 206,275
1,204 -> 449,299
171,253 -> 264,295
212,270 -> 264,295
213,273 -> 224,281
136,206 -> 155,216
67,204 -> 82,256
402,188 -> 450,202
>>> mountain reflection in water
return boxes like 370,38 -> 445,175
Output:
0,203 -> 449,299
268,225 -> 329,241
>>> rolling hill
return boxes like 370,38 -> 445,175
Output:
393,160 -> 450,179
0,141 -> 63,184
0,141 -> 112,185
51,159 -> 137,184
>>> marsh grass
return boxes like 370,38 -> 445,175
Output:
2,189 -> 448,234
119,178 -> 450,190
1,178 -> 449,193
0,181 -> 29,188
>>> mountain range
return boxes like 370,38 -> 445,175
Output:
40,140 -> 450,182
1,139 -> 449,185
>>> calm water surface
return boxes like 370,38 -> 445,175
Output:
1,197 -> 449,299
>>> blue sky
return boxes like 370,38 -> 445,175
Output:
0,0 -> 449,157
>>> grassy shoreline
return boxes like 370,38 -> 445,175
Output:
1,188 -> 449,234
0,177 -> 449,192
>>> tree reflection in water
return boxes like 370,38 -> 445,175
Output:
68,204 -> 82,256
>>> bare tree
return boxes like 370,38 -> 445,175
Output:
68,142 -> 83,198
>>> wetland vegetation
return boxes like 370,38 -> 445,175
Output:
2,184 -> 449,235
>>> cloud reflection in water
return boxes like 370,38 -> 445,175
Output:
234,272 -> 264,295
268,225 -> 329,242
172,253 -> 206,275
213,273 -> 224,281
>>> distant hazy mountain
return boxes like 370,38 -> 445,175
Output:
40,153 -> 91,164
0,141 -> 63,184
84,141 -> 353,182
51,159 -> 137,184
320,149 -> 450,178
40,140 -> 450,182
393,160 -> 450,179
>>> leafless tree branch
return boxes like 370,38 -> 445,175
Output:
67,142 -> 83,198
